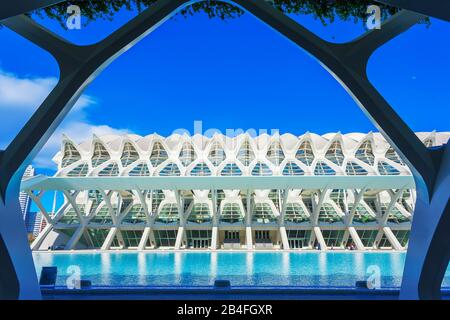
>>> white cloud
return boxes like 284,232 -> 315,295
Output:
0,69 -> 132,169
34,121 -> 130,168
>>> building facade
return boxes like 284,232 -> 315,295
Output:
19,165 -> 34,220
24,131 -> 449,251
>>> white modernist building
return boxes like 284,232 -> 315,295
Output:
23,131 -> 449,251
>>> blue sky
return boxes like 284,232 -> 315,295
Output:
1,4 -> 449,176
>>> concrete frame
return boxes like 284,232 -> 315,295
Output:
0,0 -> 449,300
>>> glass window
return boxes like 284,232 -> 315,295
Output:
92,142 -> 110,167
188,203 -> 211,224
121,142 -> 139,167
287,230 -> 311,248
237,140 -> 255,166
89,207 -> 113,224
321,230 -> 345,247
285,203 -> 309,223
351,204 -> 376,223
385,147 -> 404,165
296,141 -> 314,166
220,203 -> 243,223
179,142 -> 196,166
314,161 -> 336,175
392,230 -> 410,247
129,163 -> 150,176
221,163 -> 242,176
356,229 -> 378,247
159,163 -> 181,176
208,142 -> 225,166
355,141 -> 375,165
267,141 -> 285,165
251,162 -> 273,176
325,141 -> 344,166
58,207 -> 80,224
283,161 -> 304,176
122,204 -> 146,224
186,230 -> 212,248
318,204 -> 342,223
150,142 -> 168,166
149,189 -> 165,213
377,232 -> 392,248
86,228 -> 109,248
67,162 -> 89,177
153,230 -> 177,247
345,161 -> 368,175
98,163 -> 119,176
156,203 -> 179,224
121,230 -> 143,247
378,161 -> 400,175
190,162 -> 212,176
61,142 -> 81,168
252,203 -> 276,224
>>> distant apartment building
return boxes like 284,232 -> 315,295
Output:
19,165 -> 35,220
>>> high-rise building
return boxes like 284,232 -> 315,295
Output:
22,131 -> 449,251
19,165 -> 35,221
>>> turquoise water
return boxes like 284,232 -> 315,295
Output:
32,252 -> 450,288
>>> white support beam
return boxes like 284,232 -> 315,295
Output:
348,227 -> 365,250
246,226 -> 253,250
383,227 -> 403,251
211,226 -> 218,250
22,175 -> 416,191
381,188 -> 405,224
175,226 -> 184,249
27,191 -> 53,223
62,190 -> 83,223
313,226 -> 327,251
133,188 -> 151,224
138,227 -> 151,250
312,189 -> 328,225
64,225 -> 85,250
279,226 -> 290,250
246,189 -> 252,225
101,227 -> 118,250
30,224 -> 53,250
348,187 -> 367,224
99,190 -> 119,225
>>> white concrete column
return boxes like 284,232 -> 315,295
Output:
101,227 -> 118,250
64,225 -> 85,250
347,227 -> 365,250
383,227 -> 402,251
175,226 -> 184,249
138,227 -> 151,250
313,227 -> 327,251
279,226 -> 289,250
30,224 -> 53,250
211,226 -> 218,250
246,226 -> 253,250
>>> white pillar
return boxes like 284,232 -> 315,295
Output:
101,227 -> 118,251
348,227 -> 365,250
246,226 -> 253,250
30,224 -> 53,250
138,227 -> 151,250
279,226 -> 289,250
64,225 -> 85,250
175,226 -> 184,249
313,227 -> 327,251
211,226 -> 218,250
383,227 -> 402,251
